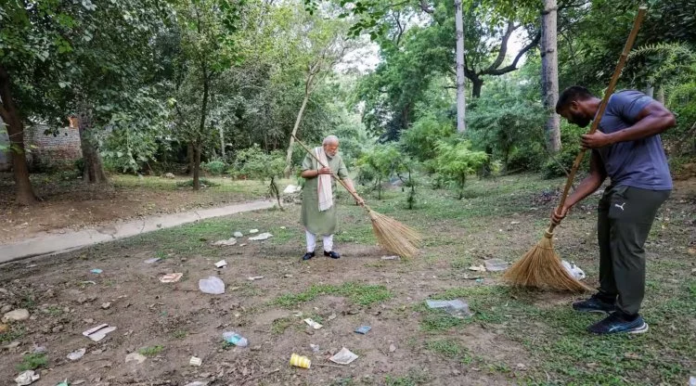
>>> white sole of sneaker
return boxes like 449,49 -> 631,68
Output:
629,323 -> 649,334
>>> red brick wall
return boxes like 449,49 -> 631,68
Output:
25,125 -> 82,169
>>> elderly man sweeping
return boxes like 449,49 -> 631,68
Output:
300,135 -> 364,261
552,86 -> 675,334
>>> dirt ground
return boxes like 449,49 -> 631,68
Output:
0,173 -> 275,244
0,175 -> 694,385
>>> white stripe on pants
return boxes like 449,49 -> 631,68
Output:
306,231 -> 334,252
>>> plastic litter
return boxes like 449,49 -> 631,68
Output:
310,344 -> 320,353
468,265 -> 486,272
199,276 -> 225,294
82,324 -> 117,341
247,276 -> 264,281
249,229 -> 259,234
56,380 -> 69,386
355,325 -> 371,334
67,348 -> 86,361
31,345 -> 47,354
234,231 -> 244,238
160,273 -> 183,283
329,347 -> 359,365
562,260 -> 586,280
689,376 -> 696,386
249,233 -> 273,241
184,382 -> 208,386
125,352 -> 147,364
14,370 -> 40,385
222,331 -> 248,347
214,260 -> 227,268
144,258 -> 161,264
426,299 -> 473,319
189,356 -> 202,366
90,269 -> 103,274
484,259 -> 509,272
304,319 -> 322,330
213,238 -> 237,246
289,353 -> 311,369
381,256 -> 400,260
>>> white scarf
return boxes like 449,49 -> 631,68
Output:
315,147 -> 333,211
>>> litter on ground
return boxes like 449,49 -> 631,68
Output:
355,325 -> 371,334
249,232 -> 273,241
304,318 -> 323,330
484,259 -> 509,272
160,273 -> 183,283
67,348 -> 86,361
198,276 -> 225,294
426,299 -> 473,319
330,347 -> 359,365
14,370 -> 40,386
82,324 -> 117,342
213,238 -> 237,246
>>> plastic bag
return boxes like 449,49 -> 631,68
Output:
562,260 -> 586,280
199,276 -> 225,294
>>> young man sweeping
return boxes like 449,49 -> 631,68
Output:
551,86 -> 676,334
300,135 -> 364,261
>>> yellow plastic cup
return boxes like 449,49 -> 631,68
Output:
289,353 -> 311,369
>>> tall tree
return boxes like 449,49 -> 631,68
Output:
541,0 -> 561,152
170,0 -> 244,191
454,0 -> 466,132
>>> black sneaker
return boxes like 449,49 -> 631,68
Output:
324,251 -> 341,259
587,312 -> 649,335
302,252 -> 315,261
573,294 -> 617,314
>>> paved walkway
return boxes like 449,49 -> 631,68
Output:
0,200 -> 276,264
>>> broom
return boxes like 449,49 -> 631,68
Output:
292,134 -> 422,258
502,6 -> 647,292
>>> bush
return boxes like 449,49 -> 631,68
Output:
434,139 -> 488,199
201,159 -> 226,176
356,143 -> 403,199
542,122 -> 589,179
400,114 -> 455,162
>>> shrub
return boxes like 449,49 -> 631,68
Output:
434,139 -> 488,199
201,159 -> 226,176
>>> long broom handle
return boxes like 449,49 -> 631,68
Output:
291,134 -> 368,207
548,5 -> 647,235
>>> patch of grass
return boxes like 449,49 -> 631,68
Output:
17,353 -> 47,371
46,306 -> 63,316
0,325 -> 25,344
425,339 -> 465,359
271,317 -> 294,335
330,377 -> 356,386
172,330 -> 188,339
273,282 -> 392,308
20,295 -> 37,309
176,178 -> 221,188
138,345 -> 164,357
384,369 -> 429,386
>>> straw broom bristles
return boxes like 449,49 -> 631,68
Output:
368,209 -> 421,258
502,232 -> 591,292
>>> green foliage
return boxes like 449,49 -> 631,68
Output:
138,345 -> 164,357
201,159 -> 227,176
542,122 -> 588,179
400,114 -> 455,163
18,353 -> 47,371
273,282 -> 392,308
433,140 -> 488,199
357,143 -> 403,199
467,77 -> 546,171
232,144 -> 286,206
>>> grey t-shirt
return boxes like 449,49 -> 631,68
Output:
594,90 -> 672,190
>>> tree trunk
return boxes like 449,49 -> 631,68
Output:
187,143 -> 194,176
284,87 -> 311,178
454,0 -> 466,133
471,78 -> 484,98
541,0 -> 562,153
193,143 -> 202,191
657,87 -> 665,104
0,65 -> 37,205
77,113 -> 108,184
219,126 -> 225,158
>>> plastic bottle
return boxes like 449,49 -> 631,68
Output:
222,331 -> 248,347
